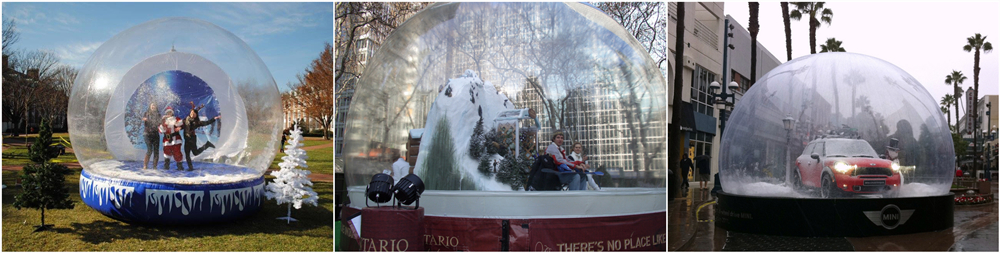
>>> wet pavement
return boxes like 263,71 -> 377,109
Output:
669,181 -> 999,251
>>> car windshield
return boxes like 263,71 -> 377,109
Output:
823,139 -> 879,158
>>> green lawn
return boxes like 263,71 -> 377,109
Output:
2,169 -> 334,251
270,141 -> 333,176
299,139 -> 332,149
2,133 -> 78,166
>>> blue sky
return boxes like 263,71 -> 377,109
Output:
2,2 -> 333,92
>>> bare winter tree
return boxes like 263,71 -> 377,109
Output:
4,50 -> 62,134
335,2 -> 431,97
593,2 -> 667,70
3,18 -> 20,52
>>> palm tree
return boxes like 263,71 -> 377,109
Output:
819,37 -> 845,52
945,70 -> 967,133
941,94 -> 955,131
789,2 -> 833,54
669,2 -> 687,199
781,2 -> 792,61
844,70 -> 864,117
963,33 -> 991,172
940,106 -> 950,131
749,2 -> 760,85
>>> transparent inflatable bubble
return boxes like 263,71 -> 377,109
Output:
343,3 -> 666,191
68,17 -> 283,184
720,52 -> 954,198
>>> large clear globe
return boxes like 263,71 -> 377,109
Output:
719,52 -> 954,198
68,17 -> 283,184
343,2 -> 666,191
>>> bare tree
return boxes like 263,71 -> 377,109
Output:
335,2 -> 430,98
593,2 -> 666,69
3,18 -> 20,52
4,50 -> 62,134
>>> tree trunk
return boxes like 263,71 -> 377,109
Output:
749,2 -> 759,87
809,18 -> 818,54
287,203 -> 292,224
781,2 -> 792,61
668,2 -> 686,200
955,84 -> 961,134
973,49 -> 980,172
41,207 -> 45,227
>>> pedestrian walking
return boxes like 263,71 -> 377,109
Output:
680,153 -> 693,189
695,155 -> 711,190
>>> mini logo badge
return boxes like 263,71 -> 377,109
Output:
864,204 -> 914,230
870,163 -> 876,166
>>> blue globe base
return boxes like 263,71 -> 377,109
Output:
80,169 -> 265,224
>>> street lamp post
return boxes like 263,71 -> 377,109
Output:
783,115 -> 795,185
710,81 -> 740,137
711,17 -> 737,138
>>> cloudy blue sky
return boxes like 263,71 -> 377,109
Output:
2,2 -> 333,91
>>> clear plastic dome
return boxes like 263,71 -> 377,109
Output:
343,2 -> 666,191
68,17 -> 283,184
720,52 -> 954,198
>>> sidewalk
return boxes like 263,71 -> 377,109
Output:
669,182 -> 999,251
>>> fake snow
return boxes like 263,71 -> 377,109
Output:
727,181 -> 948,198
896,183 -> 948,197
86,160 -> 260,184
726,182 -> 811,198
413,70 -> 517,191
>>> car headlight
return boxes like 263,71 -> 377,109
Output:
834,162 -> 854,174
891,162 -> 900,171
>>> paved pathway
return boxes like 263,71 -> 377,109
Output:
669,181 -> 1000,251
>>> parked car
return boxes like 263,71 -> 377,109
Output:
793,138 -> 900,198
50,144 -> 66,156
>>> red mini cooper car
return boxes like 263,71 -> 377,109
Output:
793,138 -> 901,198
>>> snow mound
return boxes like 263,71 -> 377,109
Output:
87,160 -> 260,184
897,183 -> 948,197
413,70 -> 514,191
727,182 -> 811,198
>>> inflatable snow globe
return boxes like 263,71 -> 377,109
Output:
719,52 -> 954,199
69,18 -> 282,224
341,5 -> 666,241
340,4 -> 666,249
715,52 -> 955,237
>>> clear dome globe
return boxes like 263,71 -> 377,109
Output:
68,17 -> 283,184
719,52 -> 954,198
343,2 -> 666,191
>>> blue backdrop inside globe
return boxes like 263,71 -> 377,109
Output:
124,70 -> 221,150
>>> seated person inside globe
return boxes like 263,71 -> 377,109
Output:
569,142 -> 600,191
545,131 -> 587,191
183,101 -> 220,171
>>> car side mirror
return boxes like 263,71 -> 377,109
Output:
811,153 -> 820,160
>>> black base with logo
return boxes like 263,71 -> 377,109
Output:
715,191 -> 953,237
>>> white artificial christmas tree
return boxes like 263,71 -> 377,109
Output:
265,126 -> 318,223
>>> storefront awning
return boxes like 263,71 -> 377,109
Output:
676,102 -> 697,132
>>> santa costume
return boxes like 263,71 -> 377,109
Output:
158,106 -> 185,170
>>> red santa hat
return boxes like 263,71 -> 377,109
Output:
164,106 -> 174,115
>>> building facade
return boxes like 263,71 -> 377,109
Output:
668,2 -> 783,185
957,93 -> 998,172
